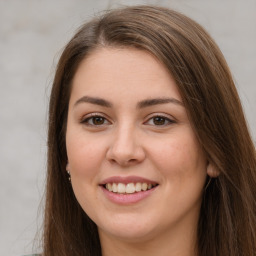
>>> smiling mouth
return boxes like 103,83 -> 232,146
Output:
103,182 -> 158,194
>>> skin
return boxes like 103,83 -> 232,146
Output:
66,47 -> 209,256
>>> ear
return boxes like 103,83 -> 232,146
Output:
207,162 -> 220,178
66,162 -> 70,172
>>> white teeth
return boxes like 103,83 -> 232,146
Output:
112,183 -> 118,192
142,182 -> 147,191
105,182 -> 156,194
135,182 -> 142,192
117,183 -> 126,193
106,183 -> 112,192
126,183 -> 135,193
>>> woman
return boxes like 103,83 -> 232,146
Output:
42,5 -> 256,256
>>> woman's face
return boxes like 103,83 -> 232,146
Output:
66,48 -> 207,243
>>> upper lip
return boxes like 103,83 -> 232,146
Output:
100,176 -> 158,185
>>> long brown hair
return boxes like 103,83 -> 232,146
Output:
43,5 -> 256,256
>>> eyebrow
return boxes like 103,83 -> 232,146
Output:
137,98 -> 183,108
74,96 -> 183,108
74,96 -> 112,108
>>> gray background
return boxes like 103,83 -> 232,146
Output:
0,0 -> 255,255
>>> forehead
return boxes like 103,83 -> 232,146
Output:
70,47 -> 181,103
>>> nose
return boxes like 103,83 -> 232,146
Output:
106,125 -> 146,167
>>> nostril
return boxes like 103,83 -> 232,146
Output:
108,158 -> 138,166
106,137 -> 146,166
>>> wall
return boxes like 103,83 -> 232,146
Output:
0,0 -> 255,255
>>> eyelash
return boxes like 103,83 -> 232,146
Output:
144,115 -> 175,126
80,113 -> 111,126
80,113 -> 175,127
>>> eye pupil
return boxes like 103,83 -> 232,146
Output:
153,117 -> 165,125
93,116 -> 104,125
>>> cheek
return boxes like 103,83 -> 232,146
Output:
66,131 -> 106,180
66,132 -> 105,211
148,130 -> 207,181
147,132 -> 207,222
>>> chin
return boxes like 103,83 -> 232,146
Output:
97,213 -> 159,243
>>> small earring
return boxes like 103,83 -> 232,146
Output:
67,170 -> 71,182
66,162 -> 71,182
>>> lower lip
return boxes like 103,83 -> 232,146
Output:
100,186 -> 157,205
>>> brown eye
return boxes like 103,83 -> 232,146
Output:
92,116 -> 105,125
153,116 -> 166,125
145,115 -> 175,126
81,115 -> 110,126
